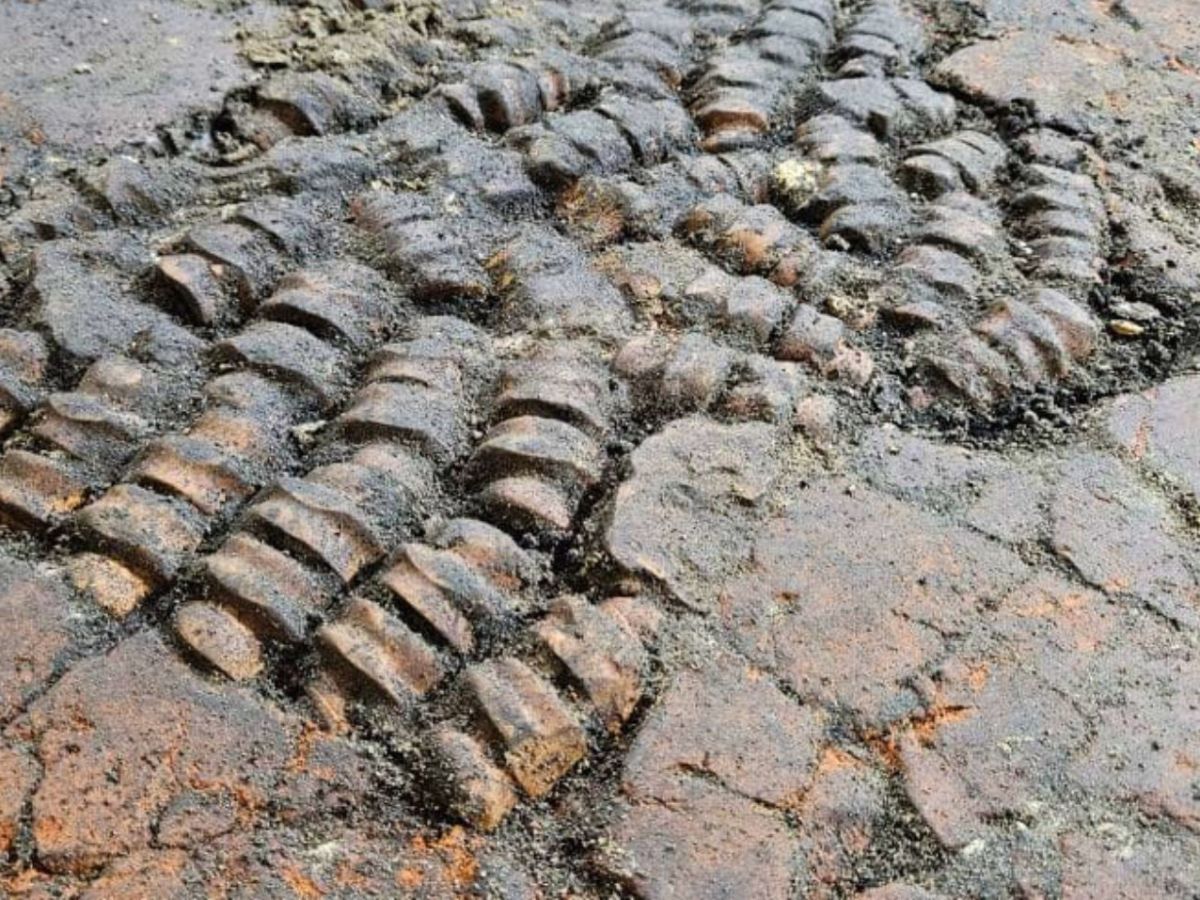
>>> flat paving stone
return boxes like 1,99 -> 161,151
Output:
898,573 -> 1199,846
7,632 -> 313,874
598,653 -> 826,899
606,416 -> 782,611
0,557 -> 77,725
719,479 -> 1030,725
622,653 -> 826,807
1108,375 -> 1200,502
1050,452 -> 1200,628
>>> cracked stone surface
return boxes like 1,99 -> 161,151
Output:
1,0 -> 1199,895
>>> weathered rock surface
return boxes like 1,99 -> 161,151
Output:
719,480 -> 1029,724
6,633 -> 350,875
2,0 -> 1200,893
606,417 -> 781,610
598,653 -> 826,898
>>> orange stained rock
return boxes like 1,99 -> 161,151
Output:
66,553 -> 152,618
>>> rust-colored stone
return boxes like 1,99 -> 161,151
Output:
719,479 -> 1028,724
0,559 -> 76,722
426,726 -> 518,831
316,597 -> 444,706
600,779 -> 798,900
0,449 -> 88,531
157,253 -> 229,325
65,553 -> 153,618
74,484 -> 206,587
16,633 -> 294,875
622,654 -> 826,808
174,601 -> 265,681
246,476 -> 384,583
0,741 -> 38,856
534,595 -> 646,732
128,435 -> 255,516
607,417 -> 781,610
203,533 -> 329,643
1051,452 -> 1199,628
1108,375 -> 1200,502
465,658 -> 586,798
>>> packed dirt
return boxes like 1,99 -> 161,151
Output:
0,0 -> 1198,896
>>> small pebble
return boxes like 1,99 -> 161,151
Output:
1109,319 -> 1145,337
1109,300 -> 1160,323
